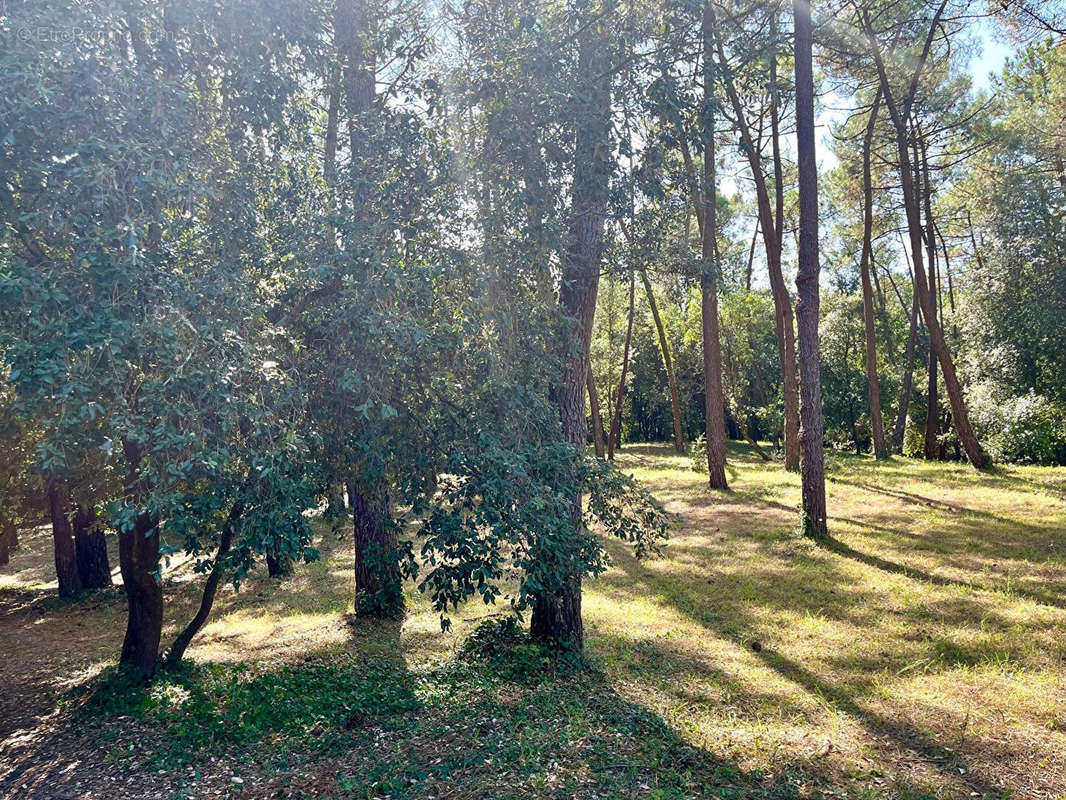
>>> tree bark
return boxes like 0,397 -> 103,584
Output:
348,481 -> 403,617
860,91 -> 888,459
608,273 -> 635,459
587,368 -> 607,458
118,439 -> 163,680
266,547 -> 293,578
49,481 -> 82,598
701,0 -> 728,489
336,0 -> 375,169
0,520 -> 13,566
639,270 -> 685,454
709,10 -> 800,471
532,12 -> 611,651
893,288 -> 920,452
861,2 -> 988,468
793,0 -> 828,538
74,504 -> 111,589
919,132 -> 939,460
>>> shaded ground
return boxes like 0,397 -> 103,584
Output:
1,443 -> 1064,798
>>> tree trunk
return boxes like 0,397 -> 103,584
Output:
860,91 -> 888,459
532,13 -> 611,651
74,504 -> 111,589
893,289 -> 920,452
166,501 -> 242,667
919,132 -> 939,460
701,0 -> 728,489
0,520 -> 16,566
49,481 -> 82,598
710,11 -> 800,471
587,368 -> 607,458
733,403 -> 772,461
793,0 -> 828,538
608,273 -> 635,459
266,547 -> 293,578
337,0 -> 375,170
639,270 -> 685,454
862,2 -> 988,468
118,439 -> 163,680
348,481 -> 403,618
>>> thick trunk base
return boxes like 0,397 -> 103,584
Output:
49,482 -> 82,598
74,506 -> 111,589
348,482 -> 404,618
118,513 -> 163,680
530,577 -> 583,652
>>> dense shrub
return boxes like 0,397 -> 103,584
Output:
971,386 -> 1066,465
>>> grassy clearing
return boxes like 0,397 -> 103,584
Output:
1,443 -> 1064,799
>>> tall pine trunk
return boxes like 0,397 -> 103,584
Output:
893,289 -> 920,452
919,133 -> 939,460
860,91 -> 888,459
862,1 -> 987,468
639,270 -> 685,454
701,0 -> 728,489
710,9 -> 800,471
588,368 -> 607,458
793,0 -> 828,537
608,274 -> 635,459
531,11 -> 611,650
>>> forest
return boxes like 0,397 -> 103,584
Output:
1,0 -> 1065,797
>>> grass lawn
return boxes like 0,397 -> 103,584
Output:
1,442 -> 1065,799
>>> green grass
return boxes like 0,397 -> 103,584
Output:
2,442 -> 1065,798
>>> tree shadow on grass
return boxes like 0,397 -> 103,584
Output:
594,537 -> 1025,800
817,533 -> 1066,611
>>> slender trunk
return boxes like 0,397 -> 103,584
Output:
49,481 -> 82,598
709,11 -> 800,470
608,273 -> 635,459
0,520 -> 14,566
324,69 -> 339,189
734,405 -> 772,460
118,439 -> 163,679
588,368 -> 607,458
769,12 -> 785,250
918,132 -> 939,460
165,501 -> 243,667
768,13 -> 800,473
745,218 -> 759,291
862,3 -> 988,467
701,0 -> 728,489
74,504 -> 111,589
893,289 -> 920,452
337,0 -> 375,172
860,91 -> 888,459
793,0 -> 827,537
348,481 -> 403,618
639,270 -> 685,454
532,14 -> 611,650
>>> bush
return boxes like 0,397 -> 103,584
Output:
971,386 -> 1066,465
459,617 -> 581,681
689,434 -> 707,473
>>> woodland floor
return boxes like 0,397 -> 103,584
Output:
1,443 -> 1065,799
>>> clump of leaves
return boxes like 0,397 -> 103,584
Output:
458,617 -> 583,681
